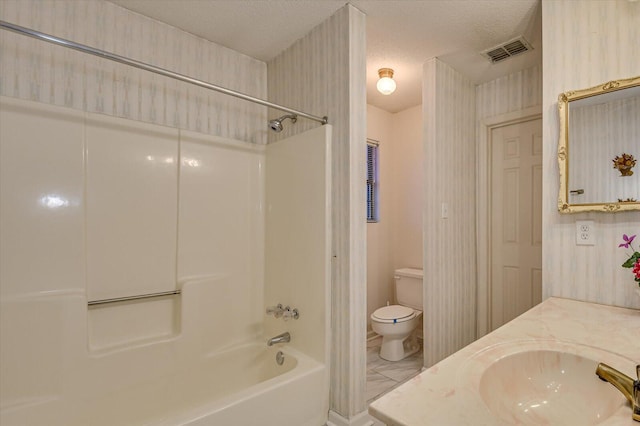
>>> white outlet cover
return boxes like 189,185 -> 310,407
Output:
575,220 -> 595,246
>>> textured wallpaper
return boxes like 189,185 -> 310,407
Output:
476,65 -> 542,118
423,59 -> 477,367
542,0 -> 640,309
0,0 -> 267,144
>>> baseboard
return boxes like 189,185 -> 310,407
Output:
327,409 -> 375,426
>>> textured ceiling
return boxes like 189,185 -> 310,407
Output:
109,0 -> 541,113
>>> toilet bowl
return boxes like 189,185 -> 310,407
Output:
371,305 -> 422,361
371,268 -> 423,362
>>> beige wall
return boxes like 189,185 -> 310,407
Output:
366,105 -> 395,328
542,0 -> 640,309
391,106 -> 424,271
366,104 -> 423,330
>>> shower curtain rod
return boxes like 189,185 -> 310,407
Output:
0,20 -> 329,125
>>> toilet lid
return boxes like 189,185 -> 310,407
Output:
372,305 -> 415,323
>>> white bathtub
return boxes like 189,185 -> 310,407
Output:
162,344 -> 329,426
1,342 -> 328,426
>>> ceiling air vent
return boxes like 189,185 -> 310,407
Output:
482,36 -> 533,63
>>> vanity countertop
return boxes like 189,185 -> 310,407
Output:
368,297 -> 640,425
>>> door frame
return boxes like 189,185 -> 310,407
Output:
476,106 -> 542,337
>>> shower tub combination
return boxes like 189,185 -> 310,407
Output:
0,99 -> 332,425
0,18 -> 332,426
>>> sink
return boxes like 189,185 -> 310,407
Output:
369,300 -> 639,426
479,350 -> 627,425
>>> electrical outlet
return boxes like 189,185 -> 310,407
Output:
576,220 -> 595,246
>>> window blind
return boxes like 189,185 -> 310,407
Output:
367,139 -> 379,222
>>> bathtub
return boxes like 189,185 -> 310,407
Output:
0,342 -> 328,426
162,344 -> 329,426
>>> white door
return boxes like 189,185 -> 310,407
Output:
490,118 -> 542,330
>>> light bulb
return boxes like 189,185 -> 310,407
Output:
377,77 -> 396,95
376,68 -> 396,95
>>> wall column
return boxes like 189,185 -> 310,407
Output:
267,4 -> 369,423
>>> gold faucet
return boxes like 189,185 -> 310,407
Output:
595,363 -> 640,422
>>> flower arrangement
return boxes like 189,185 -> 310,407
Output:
612,153 -> 636,176
619,234 -> 640,287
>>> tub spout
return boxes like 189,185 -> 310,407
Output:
595,363 -> 640,422
267,332 -> 290,346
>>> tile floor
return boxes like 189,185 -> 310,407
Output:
366,336 -> 424,403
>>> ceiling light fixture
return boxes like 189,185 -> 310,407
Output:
376,68 -> 396,95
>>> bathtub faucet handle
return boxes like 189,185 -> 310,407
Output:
266,304 -> 284,318
282,306 -> 300,321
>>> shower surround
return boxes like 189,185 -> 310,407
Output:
0,95 -> 331,425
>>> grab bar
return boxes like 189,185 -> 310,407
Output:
88,290 -> 181,306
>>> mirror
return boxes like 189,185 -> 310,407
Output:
558,76 -> 640,213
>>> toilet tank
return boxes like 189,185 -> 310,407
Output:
394,268 -> 423,311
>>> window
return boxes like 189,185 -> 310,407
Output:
367,139 -> 379,222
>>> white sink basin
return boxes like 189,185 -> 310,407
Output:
479,350 -> 627,425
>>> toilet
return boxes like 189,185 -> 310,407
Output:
371,268 -> 423,361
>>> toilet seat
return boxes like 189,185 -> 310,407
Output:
372,305 -> 415,323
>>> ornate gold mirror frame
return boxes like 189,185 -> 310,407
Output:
558,76 -> 640,213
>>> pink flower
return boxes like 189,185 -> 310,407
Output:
633,258 -> 640,281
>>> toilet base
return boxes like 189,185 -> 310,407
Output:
379,333 -> 420,362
